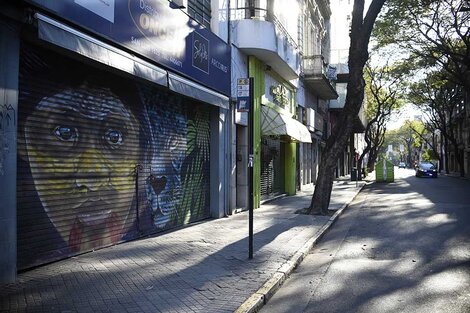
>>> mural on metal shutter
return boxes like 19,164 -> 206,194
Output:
17,45 -> 211,269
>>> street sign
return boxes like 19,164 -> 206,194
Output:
237,78 -> 250,112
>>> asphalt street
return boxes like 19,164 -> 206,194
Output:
261,168 -> 470,313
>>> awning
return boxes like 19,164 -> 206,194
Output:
168,73 -> 229,109
36,13 -> 230,109
261,105 -> 312,143
36,13 -> 168,87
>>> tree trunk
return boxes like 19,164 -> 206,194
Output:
367,146 -> 378,172
458,148 -> 465,177
452,142 -> 466,177
308,67 -> 365,215
307,0 -> 386,215
358,145 -> 371,179
444,136 -> 449,174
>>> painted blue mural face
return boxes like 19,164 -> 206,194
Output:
18,45 -> 211,268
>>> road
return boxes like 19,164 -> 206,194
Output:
261,168 -> 470,313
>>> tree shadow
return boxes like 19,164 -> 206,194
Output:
0,198 -> 329,313
266,175 -> 470,312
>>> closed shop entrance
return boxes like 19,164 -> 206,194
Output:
17,43 -> 212,269
260,137 -> 284,200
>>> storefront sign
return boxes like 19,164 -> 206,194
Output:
270,84 -> 289,107
27,0 -> 231,96
237,78 -> 250,112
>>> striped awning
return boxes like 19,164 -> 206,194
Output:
261,105 -> 312,143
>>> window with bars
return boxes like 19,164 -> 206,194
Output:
187,0 -> 212,28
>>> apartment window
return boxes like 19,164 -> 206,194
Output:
188,0 -> 212,28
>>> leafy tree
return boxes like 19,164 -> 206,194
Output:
405,118 -> 442,169
381,120 -> 427,167
308,0 -> 386,215
360,60 -> 404,173
374,0 -> 468,176
374,0 -> 469,91
409,72 -> 466,175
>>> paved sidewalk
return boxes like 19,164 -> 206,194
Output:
1,178 -> 366,313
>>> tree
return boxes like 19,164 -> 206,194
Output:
374,0 -> 470,92
308,0 -> 386,215
373,0 -> 469,176
409,73 -> 466,176
382,120 -> 426,167
360,61 -> 404,173
405,119 -> 442,169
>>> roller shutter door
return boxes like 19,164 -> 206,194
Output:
17,44 -> 211,269
260,137 -> 283,200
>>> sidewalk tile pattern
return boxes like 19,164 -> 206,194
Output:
1,180 -> 364,313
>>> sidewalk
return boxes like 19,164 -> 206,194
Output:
442,171 -> 470,180
1,178 -> 366,313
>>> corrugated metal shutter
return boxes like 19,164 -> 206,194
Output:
17,44 -> 211,269
260,137 -> 283,200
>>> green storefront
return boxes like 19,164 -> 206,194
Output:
248,57 -> 311,206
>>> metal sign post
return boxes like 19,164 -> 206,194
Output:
238,77 -> 254,259
248,77 -> 254,259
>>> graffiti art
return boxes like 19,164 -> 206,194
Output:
17,44 -> 211,269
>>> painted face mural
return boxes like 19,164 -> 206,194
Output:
18,45 -> 211,269
23,85 -> 140,251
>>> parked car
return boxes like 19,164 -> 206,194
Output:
415,162 -> 438,178
398,162 -> 406,168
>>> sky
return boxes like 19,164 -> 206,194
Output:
386,103 -> 422,130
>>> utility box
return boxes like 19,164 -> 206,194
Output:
375,159 -> 394,182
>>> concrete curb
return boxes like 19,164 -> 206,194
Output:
234,183 -> 367,313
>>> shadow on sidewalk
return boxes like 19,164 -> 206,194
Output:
1,193 -> 332,312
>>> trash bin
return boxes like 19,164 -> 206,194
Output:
351,168 -> 362,181
351,168 -> 357,180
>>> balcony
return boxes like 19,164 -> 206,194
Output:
302,55 -> 338,100
329,82 -> 367,132
231,6 -> 300,79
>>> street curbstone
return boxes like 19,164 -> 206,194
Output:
256,272 -> 286,304
277,258 -> 299,276
234,293 -> 264,313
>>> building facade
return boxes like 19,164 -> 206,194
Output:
298,0 -> 337,188
1,0 -> 369,283
1,0 -> 231,280
229,0 -> 312,210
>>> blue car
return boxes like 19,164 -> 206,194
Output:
415,162 -> 438,178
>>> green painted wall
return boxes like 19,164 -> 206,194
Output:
248,56 -> 264,208
285,90 -> 297,195
284,142 -> 297,195
249,56 -> 299,203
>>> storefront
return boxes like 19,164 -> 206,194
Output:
248,57 -> 311,204
1,0 -> 231,274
